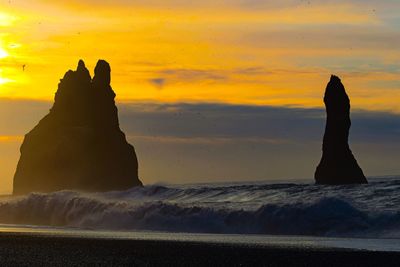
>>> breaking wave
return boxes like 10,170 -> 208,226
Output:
0,178 -> 400,238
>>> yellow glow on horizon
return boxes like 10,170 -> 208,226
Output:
0,135 -> 23,143
0,67 -> 12,86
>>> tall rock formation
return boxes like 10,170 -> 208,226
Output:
13,60 -> 142,194
315,75 -> 367,185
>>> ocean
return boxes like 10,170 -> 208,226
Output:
0,177 -> 400,247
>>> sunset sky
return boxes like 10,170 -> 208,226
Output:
0,0 -> 399,193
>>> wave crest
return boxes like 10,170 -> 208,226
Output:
0,188 -> 399,238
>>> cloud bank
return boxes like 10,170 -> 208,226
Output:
1,99 -> 399,193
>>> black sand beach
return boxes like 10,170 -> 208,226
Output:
0,231 -> 399,266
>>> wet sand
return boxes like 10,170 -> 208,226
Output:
0,232 -> 399,266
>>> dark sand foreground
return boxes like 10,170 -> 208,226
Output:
0,232 -> 399,266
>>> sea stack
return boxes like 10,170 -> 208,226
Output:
13,60 -> 142,194
315,75 -> 367,185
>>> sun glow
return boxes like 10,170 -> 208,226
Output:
0,78 -> 9,85
0,12 -> 16,27
0,47 -> 8,59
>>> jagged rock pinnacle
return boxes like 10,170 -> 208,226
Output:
76,59 -> 91,81
93,59 -> 111,85
314,75 -> 367,185
13,59 -> 142,194
77,59 -> 85,71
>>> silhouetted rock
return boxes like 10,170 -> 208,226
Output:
13,60 -> 142,194
315,75 -> 367,185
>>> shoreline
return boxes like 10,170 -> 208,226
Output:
0,230 -> 399,266
2,225 -> 400,252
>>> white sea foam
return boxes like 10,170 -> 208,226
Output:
0,178 -> 399,238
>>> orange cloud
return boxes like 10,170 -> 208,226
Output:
0,0 -> 398,112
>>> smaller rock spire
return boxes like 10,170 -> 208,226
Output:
315,75 -> 367,184
329,74 -> 340,83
